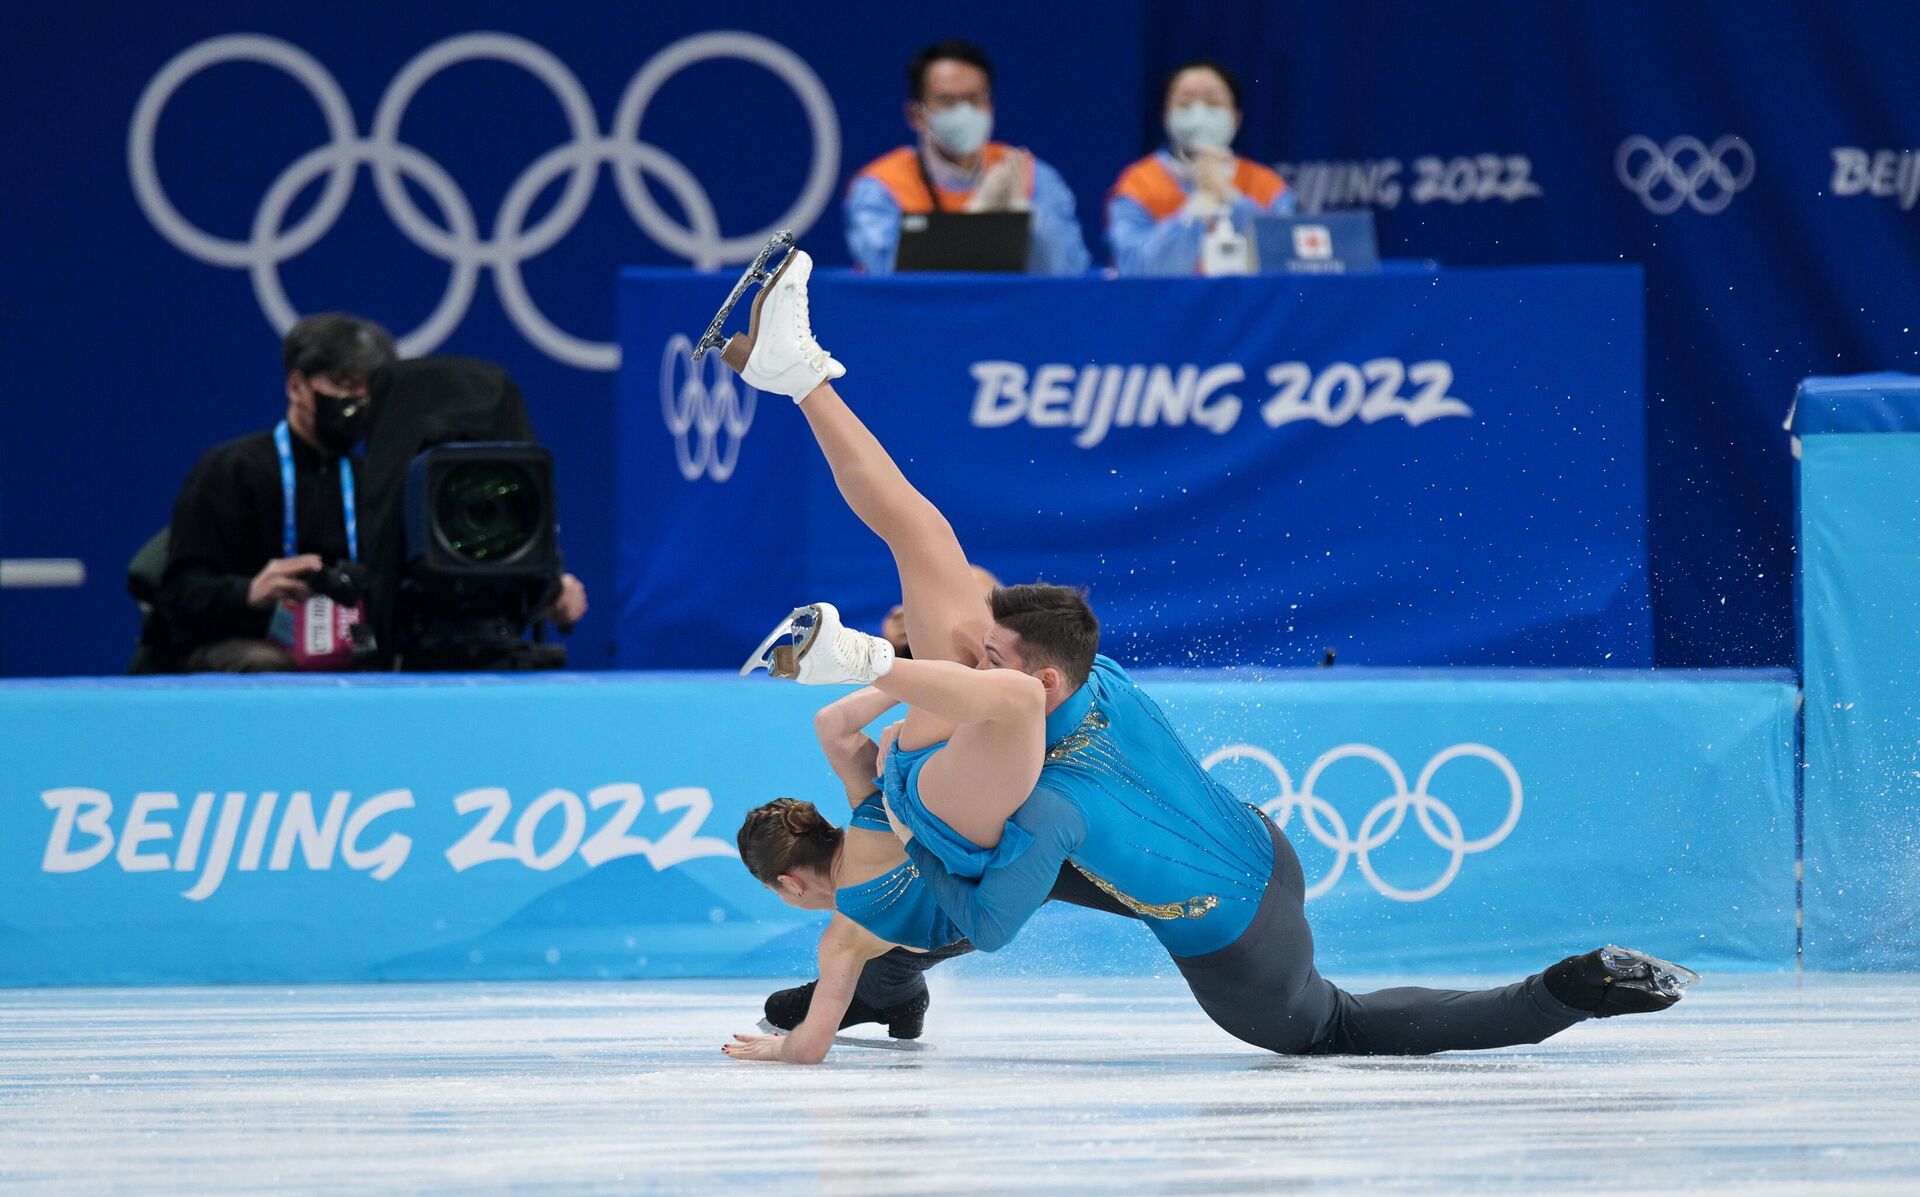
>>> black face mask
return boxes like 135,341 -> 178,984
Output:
311,389 -> 369,455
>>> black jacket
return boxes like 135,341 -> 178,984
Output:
155,426 -> 352,658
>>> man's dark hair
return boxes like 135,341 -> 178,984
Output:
907,39 -> 994,102
1161,57 -> 1244,111
282,312 -> 398,385
990,583 -> 1099,688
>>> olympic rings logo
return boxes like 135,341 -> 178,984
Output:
128,31 -> 840,371
660,334 -> 755,482
1615,134 -> 1755,216
1200,742 -> 1523,902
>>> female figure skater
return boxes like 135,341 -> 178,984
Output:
724,685 -> 968,1064
715,244 -> 1126,1063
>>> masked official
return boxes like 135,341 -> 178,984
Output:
845,39 -> 1091,276
1108,59 -> 1294,276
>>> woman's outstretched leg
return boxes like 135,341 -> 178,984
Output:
795,380 -> 991,676
722,253 -> 1037,851
721,248 -> 990,675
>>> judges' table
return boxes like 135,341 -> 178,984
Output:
0,669 -> 1792,985
614,266 -> 1650,670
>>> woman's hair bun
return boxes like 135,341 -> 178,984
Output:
775,797 -> 828,838
738,797 -> 841,885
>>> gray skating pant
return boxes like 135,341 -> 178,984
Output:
1174,819 -> 1591,1055
856,862 -> 1138,1007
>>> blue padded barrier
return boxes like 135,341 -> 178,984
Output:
0,670 -> 1794,985
1795,374 -> 1920,969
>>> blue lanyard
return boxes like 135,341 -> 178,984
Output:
274,420 -> 356,561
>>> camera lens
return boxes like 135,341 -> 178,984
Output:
432,462 -> 541,563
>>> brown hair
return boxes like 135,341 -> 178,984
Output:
989,583 -> 1100,688
737,798 -> 842,885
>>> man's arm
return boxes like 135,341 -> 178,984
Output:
157,449 -> 311,643
893,787 -> 1087,952
1027,159 -> 1092,276
722,915 -> 887,1064
813,687 -> 901,806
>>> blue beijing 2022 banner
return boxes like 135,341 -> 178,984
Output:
615,268 -> 1650,670
0,670 -> 1795,984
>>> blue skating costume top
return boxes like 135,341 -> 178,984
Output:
903,656 -> 1274,957
833,794 -> 963,952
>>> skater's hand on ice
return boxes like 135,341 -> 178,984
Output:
882,795 -> 914,846
722,1032 -> 788,1062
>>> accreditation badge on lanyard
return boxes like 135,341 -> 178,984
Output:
266,420 -> 367,669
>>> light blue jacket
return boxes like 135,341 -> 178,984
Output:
844,150 -> 1092,276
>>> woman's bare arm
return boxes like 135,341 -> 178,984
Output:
813,686 -> 902,805
722,916 -> 890,1064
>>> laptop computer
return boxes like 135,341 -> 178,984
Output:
895,211 -> 1032,273
1250,211 -> 1382,274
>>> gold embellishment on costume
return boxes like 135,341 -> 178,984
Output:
854,862 -> 920,913
1069,862 -> 1217,921
1047,706 -> 1110,762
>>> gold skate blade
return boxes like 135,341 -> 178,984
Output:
738,604 -> 821,677
769,644 -> 798,679
692,230 -> 797,362
717,249 -> 798,373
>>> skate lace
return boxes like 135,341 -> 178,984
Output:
833,626 -> 879,677
791,283 -> 830,374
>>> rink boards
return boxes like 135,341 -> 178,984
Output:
0,669 -> 1796,985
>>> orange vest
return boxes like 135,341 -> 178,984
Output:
1109,153 -> 1286,220
857,143 -> 1027,213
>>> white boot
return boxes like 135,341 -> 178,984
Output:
740,602 -> 894,684
718,250 -> 846,402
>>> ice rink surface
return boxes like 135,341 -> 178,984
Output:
2,973 -> 1915,1195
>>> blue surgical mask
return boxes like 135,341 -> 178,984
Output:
926,102 -> 993,158
1166,102 -> 1236,154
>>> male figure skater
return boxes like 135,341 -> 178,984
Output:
714,238 -> 1697,1056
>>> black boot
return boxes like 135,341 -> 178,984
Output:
763,980 -> 930,1039
1544,945 -> 1701,1017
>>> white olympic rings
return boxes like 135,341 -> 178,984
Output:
1614,134 -> 1755,216
1200,742 -> 1523,902
660,334 -> 756,482
128,31 -> 840,370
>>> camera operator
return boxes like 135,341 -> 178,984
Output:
154,313 -> 396,672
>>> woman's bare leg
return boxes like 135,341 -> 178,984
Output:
727,259 -> 1034,850
796,381 -> 991,678
868,659 -> 1045,850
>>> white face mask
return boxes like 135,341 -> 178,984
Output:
926,102 -> 993,158
1166,101 -> 1235,153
